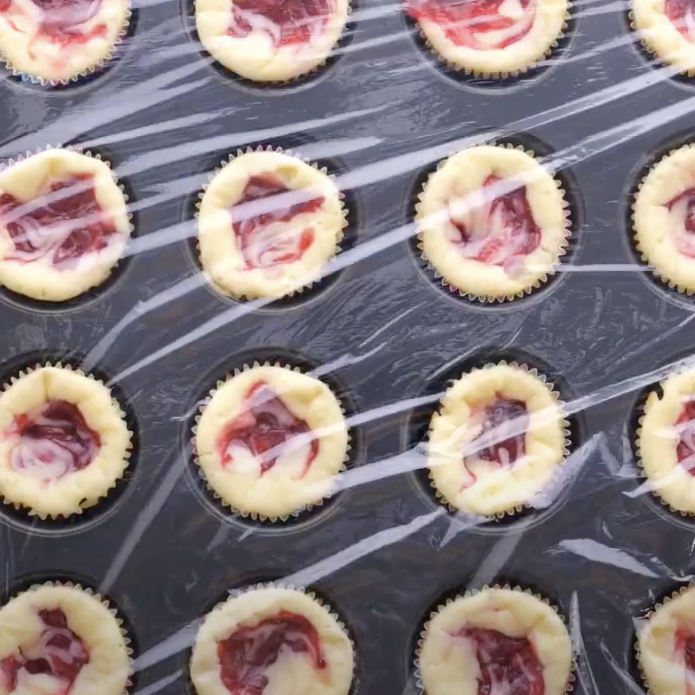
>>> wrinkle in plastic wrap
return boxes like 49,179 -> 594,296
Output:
4,1 -> 695,695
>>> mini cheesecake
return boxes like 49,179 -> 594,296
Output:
0,366 -> 131,518
190,587 -> 353,695
632,0 -> 695,75
639,367 -> 695,514
418,587 -> 572,695
427,363 -> 566,517
416,145 -> 568,301
634,144 -> 695,293
0,149 -> 131,302
197,150 -> 345,300
195,365 -> 348,519
638,585 -> 695,695
0,584 -> 130,695
0,0 -> 129,83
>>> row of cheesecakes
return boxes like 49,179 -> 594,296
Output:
0,0 -> 695,84
0,143 -> 693,306
0,359 -> 692,523
0,0 -> 691,85
0,580 -> 691,695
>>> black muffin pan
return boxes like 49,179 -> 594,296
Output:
1,2 -> 695,695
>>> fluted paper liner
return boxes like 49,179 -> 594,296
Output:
0,360 -> 133,520
415,143 -> 572,304
192,360 -> 351,524
425,360 -> 571,521
413,584 -> 576,695
194,145 -> 349,302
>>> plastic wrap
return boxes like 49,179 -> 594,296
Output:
4,2 -> 695,695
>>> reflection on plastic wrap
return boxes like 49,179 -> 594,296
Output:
5,1 -> 695,695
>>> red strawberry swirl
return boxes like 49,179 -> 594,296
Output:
665,0 -> 695,42
675,399 -> 695,474
674,629 -> 695,695
405,0 -> 537,50
0,608 -> 90,695
6,400 -> 101,482
455,626 -> 545,695
216,381 -> 319,477
0,173 -> 120,270
231,174 -> 324,272
666,187 -> 695,259
32,0 -> 106,47
448,174 -> 541,272
217,610 -> 326,695
228,0 -> 335,48
461,396 -> 529,488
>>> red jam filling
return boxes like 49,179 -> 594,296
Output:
0,173 -> 119,270
216,381 -> 319,476
463,397 -> 529,488
666,188 -> 695,259
665,0 -> 695,41
6,400 -> 101,481
450,175 -> 541,269
458,627 -> 544,695
475,397 -> 528,464
231,174 -> 323,271
676,400 -> 695,473
0,0 -> 107,49
0,608 -> 90,695
676,629 -> 695,691
405,0 -> 536,50
228,0 -> 333,48
217,610 -> 326,695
